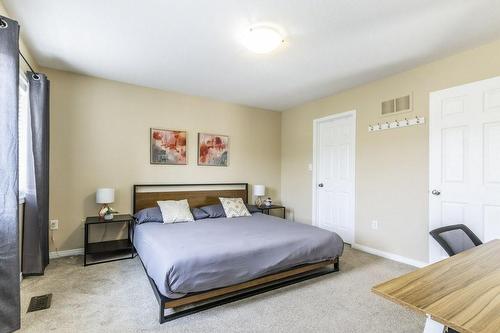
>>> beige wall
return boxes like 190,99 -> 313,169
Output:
282,39 -> 500,263
45,68 -> 281,251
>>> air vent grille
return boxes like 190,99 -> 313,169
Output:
381,94 -> 412,115
395,95 -> 410,112
27,294 -> 52,312
381,99 -> 395,115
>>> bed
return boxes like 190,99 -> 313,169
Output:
132,183 -> 344,323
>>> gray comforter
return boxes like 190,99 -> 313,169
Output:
134,213 -> 344,299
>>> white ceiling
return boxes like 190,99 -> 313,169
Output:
5,0 -> 500,111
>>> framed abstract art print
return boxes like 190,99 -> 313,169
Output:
197,133 -> 229,166
150,128 -> 187,165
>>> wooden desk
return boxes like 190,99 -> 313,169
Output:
372,240 -> 500,333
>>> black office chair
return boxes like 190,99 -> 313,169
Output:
429,224 -> 483,257
429,224 -> 483,333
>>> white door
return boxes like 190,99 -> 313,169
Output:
429,76 -> 500,263
313,111 -> 356,244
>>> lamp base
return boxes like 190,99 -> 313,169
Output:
98,204 -> 111,220
255,196 -> 263,207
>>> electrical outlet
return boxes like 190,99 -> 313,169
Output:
49,220 -> 59,230
371,220 -> 378,230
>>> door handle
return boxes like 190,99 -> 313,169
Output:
318,183 -> 324,188
431,190 -> 441,196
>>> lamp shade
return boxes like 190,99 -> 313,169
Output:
253,185 -> 266,196
96,188 -> 114,204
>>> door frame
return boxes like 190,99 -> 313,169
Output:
428,88 -> 448,263
312,110 -> 356,243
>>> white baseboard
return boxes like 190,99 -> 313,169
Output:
49,248 -> 84,259
351,243 -> 428,268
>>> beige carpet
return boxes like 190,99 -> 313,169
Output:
20,246 -> 425,332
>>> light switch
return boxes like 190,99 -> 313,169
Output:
308,163 -> 313,171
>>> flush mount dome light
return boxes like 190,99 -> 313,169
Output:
242,25 -> 284,54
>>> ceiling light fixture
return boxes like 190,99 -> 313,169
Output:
242,25 -> 284,54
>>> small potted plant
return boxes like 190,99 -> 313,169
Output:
99,206 -> 119,221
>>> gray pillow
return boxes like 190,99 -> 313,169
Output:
200,204 -> 226,218
135,206 -> 211,223
192,207 -> 210,220
134,207 -> 163,224
246,204 -> 261,214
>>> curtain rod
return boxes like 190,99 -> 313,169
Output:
0,16 -> 40,80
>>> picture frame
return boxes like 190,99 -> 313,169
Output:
150,128 -> 187,165
197,132 -> 229,166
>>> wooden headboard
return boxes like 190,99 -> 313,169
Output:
133,183 -> 248,213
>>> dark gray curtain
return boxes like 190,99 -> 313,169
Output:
22,72 -> 50,275
0,15 -> 21,333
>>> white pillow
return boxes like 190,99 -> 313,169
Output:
157,199 -> 194,223
219,197 -> 251,218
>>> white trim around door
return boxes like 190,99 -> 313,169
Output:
312,110 -> 356,244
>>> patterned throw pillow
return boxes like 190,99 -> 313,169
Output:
157,199 -> 195,223
219,197 -> 251,218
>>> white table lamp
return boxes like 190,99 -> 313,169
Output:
96,188 -> 115,220
253,185 -> 266,207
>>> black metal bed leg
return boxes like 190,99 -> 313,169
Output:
159,301 -> 166,324
334,259 -> 340,272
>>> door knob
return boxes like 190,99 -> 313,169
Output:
318,183 -> 324,188
431,190 -> 441,196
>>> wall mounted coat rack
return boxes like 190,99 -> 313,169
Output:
368,116 -> 425,132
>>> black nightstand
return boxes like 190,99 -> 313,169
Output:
84,214 -> 135,266
257,205 -> 286,219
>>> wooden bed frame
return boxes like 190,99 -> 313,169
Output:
133,183 -> 340,323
